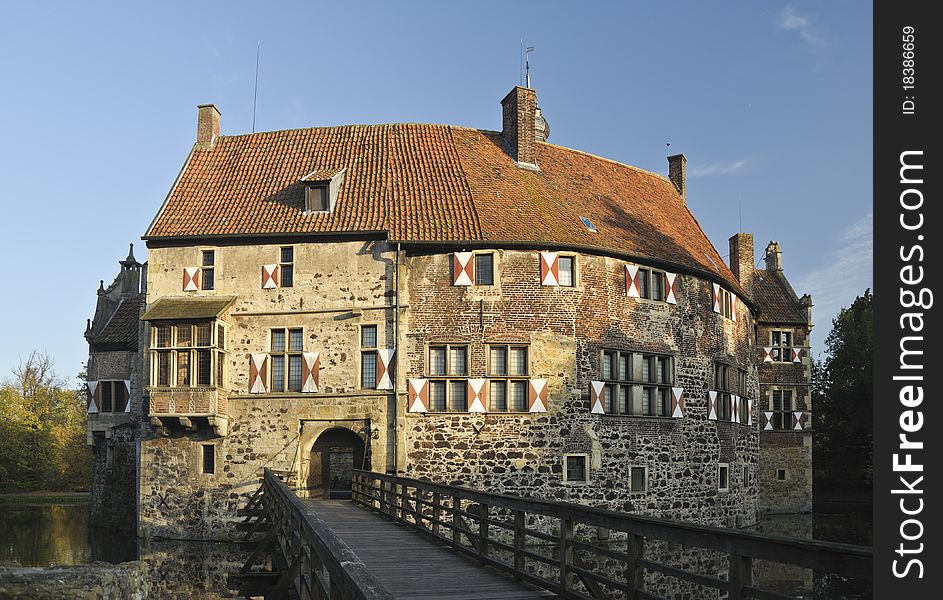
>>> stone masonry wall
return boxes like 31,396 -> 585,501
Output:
401,249 -> 760,526
756,323 -> 812,514
139,239 -> 396,539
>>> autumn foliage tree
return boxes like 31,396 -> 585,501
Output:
0,352 -> 92,492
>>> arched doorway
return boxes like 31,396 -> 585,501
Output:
308,427 -> 367,499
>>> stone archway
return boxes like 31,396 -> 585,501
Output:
307,427 -> 367,499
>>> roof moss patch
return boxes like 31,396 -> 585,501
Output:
141,296 -> 236,321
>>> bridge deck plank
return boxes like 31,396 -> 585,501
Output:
303,498 -> 555,599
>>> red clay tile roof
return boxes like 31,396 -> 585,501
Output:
753,269 -> 807,324
145,124 -> 744,295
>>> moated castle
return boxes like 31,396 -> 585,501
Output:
84,86 -> 813,539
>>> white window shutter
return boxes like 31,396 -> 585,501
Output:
87,381 -> 99,414
707,390 -> 718,420
671,387 -> 685,418
249,354 -> 268,394
183,267 -> 201,291
453,252 -> 474,286
302,352 -> 320,393
408,378 -> 429,412
528,379 -> 548,412
625,265 -> 641,297
540,252 -> 559,286
665,272 -> 678,304
262,264 -> 280,289
590,381 -> 606,414
467,378 -> 488,412
376,349 -> 395,390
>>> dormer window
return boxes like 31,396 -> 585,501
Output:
301,167 -> 345,213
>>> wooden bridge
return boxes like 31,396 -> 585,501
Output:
229,469 -> 872,600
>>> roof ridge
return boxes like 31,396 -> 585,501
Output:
536,141 -> 674,184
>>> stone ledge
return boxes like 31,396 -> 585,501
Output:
0,561 -> 147,600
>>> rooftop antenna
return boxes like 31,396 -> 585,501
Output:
666,142 -> 671,156
520,39 -> 524,86
525,46 -> 535,88
739,198 -> 743,233
252,41 -> 260,133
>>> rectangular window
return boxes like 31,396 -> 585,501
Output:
106,446 -> 115,469
305,185 -> 328,212
771,330 -> 794,362
718,464 -> 730,491
101,381 -> 114,413
716,287 -> 734,319
738,369 -> 748,396
150,321 -> 226,388
488,344 -> 529,412
636,268 -> 670,301
558,256 -> 575,287
201,444 -> 215,475
714,362 -> 733,421
270,328 -> 303,392
95,381 -> 127,413
777,468 -> 788,481
564,455 -> 588,483
772,389 -> 794,430
427,344 -> 471,412
201,250 -> 215,290
280,247 -> 294,288
361,325 -> 378,389
600,349 -> 673,416
742,465 -> 749,485
475,253 -> 494,285
630,466 -> 647,493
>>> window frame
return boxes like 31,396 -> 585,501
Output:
279,246 -> 294,288
563,453 -> 590,484
599,348 -> 674,417
474,252 -> 495,286
426,343 -> 470,412
771,388 -> 795,430
770,330 -> 794,362
714,362 -> 733,421
637,268 -> 669,302
95,380 -> 126,413
201,250 -> 215,291
199,443 -> 217,476
360,324 -> 379,389
718,463 -> 730,492
487,344 -> 530,412
776,468 -> 788,482
149,321 -> 227,388
305,184 -> 329,212
629,465 -> 648,493
269,327 -> 305,393
557,254 -> 576,287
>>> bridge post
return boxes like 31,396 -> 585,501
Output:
451,496 -> 461,547
626,533 -> 645,599
479,502 -> 490,563
559,516 -> 573,593
513,510 -> 525,579
728,553 -> 753,600
432,491 -> 441,537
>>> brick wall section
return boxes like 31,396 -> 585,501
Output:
401,249 -> 759,525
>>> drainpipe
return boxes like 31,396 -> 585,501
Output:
392,242 -> 401,475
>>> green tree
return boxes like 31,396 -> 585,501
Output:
813,290 -> 873,494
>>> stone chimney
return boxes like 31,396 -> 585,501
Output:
197,104 -> 221,148
501,86 -> 538,169
667,154 -> 687,204
728,233 -> 755,291
800,294 -> 814,327
765,241 -> 783,271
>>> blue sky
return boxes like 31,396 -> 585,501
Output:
0,1 -> 871,385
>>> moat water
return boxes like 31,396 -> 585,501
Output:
1,502 -> 871,599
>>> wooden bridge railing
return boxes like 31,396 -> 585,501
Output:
351,469 -> 871,600
237,468 -> 394,600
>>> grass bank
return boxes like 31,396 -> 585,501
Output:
0,491 -> 90,505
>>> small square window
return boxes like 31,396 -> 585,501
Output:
361,325 -> 378,349
558,256 -> 575,287
475,253 -> 494,285
201,444 -> 216,475
777,468 -> 788,481
305,185 -> 328,212
564,454 -> 588,483
718,464 -> 730,491
630,466 -> 647,492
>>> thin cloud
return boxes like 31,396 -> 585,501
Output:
797,213 -> 872,354
688,159 -> 749,178
779,5 -> 826,48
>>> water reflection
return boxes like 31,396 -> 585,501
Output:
0,504 -> 99,567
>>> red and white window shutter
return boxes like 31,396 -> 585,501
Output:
301,352 -> 320,393
122,380 -> 132,412
590,381 -> 606,414
86,381 -> 99,414
407,378 -> 429,413
671,387 -> 685,418
665,272 -> 679,304
793,411 -> 809,431
762,411 -> 774,431
262,264 -> 280,289
528,379 -> 548,413
711,283 -> 722,313
452,252 -> 474,286
792,348 -> 802,363
467,378 -> 488,412
731,395 -> 741,424
183,267 -> 201,291
249,353 -> 268,394
376,349 -> 395,390
707,390 -> 718,420
762,348 -> 775,363
625,265 -> 641,298
540,252 -> 559,286
730,294 -> 738,322
746,398 -> 754,426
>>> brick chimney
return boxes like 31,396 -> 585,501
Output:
765,241 -> 783,271
501,86 -> 538,169
668,154 -> 687,203
197,104 -> 221,148
728,233 -> 755,291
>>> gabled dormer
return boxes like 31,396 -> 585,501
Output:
301,167 -> 346,213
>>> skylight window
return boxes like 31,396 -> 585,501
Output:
579,216 -> 598,233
